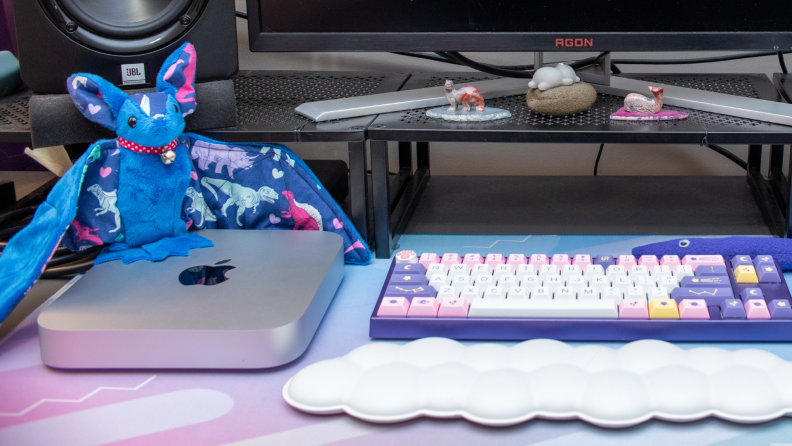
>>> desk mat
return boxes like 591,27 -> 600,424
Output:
2,235 -> 792,445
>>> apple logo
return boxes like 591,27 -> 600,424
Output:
179,259 -> 236,286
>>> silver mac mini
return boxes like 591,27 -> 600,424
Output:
38,230 -> 345,369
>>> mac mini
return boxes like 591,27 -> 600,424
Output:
38,230 -> 345,369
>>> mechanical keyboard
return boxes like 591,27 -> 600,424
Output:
369,251 -> 792,341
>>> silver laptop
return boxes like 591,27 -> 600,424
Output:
38,230 -> 345,369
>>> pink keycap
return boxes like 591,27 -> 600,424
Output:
529,254 -> 549,268
678,299 -> 710,319
463,253 -> 483,269
438,297 -> 470,318
407,297 -> 440,317
377,297 -> 410,317
441,253 -> 462,268
485,254 -> 505,268
745,299 -> 771,319
617,255 -> 637,269
573,254 -> 592,268
419,253 -> 439,269
551,254 -> 571,268
682,255 -> 725,271
638,255 -> 660,270
660,255 -> 681,270
619,299 -> 649,319
507,254 -> 527,268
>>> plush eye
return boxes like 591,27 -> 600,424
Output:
172,104 -> 179,113
128,116 -> 137,128
678,239 -> 690,248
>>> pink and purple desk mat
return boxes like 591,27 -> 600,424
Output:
2,234 -> 792,446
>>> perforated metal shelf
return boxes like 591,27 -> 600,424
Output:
0,90 -> 32,143
368,73 -> 792,145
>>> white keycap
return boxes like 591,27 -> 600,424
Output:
578,287 -> 599,300
658,275 -> 679,289
674,265 -> 694,279
484,286 -> 505,299
507,287 -> 528,299
561,265 -> 582,278
429,275 -> 448,290
469,298 -> 618,318
437,286 -> 459,300
498,275 -> 518,292
629,265 -> 650,277
612,276 -> 632,288
461,286 -> 483,300
588,275 -> 608,289
634,276 -> 656,289
426,271 -> 447,282
448,264 -> 470,277
566,276 -> 587,293
425,263 -> 447,278
493,264 -> 514,280
521,275 -> 541,288
627,287 -> 647,301
652,265 -> 673,278
602,287 -> 623,302
544,276 -> 563,287
649,287 -> 670,302
475,275 -> 495,287
584,264 -> 605,278
472,264 -> 492,276
539,265 -> 560,278
452,275 -> 472,287
531,286 -> 552,300
516,264 -> 537,281
606,265 -> 627,277
555,286 -> 576,300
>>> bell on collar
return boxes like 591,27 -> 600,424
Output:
161,150 -> 177,165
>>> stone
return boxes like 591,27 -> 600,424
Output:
526,82 -> 597,116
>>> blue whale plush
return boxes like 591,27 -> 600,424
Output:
0,43 -> 370,321
633,237 -> 792,270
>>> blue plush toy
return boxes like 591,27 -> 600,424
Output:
0,43 -> 370,321
633,237 -> 792,270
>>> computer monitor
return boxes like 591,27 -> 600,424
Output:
247,0 -> 792,52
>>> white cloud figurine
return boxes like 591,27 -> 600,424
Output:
283,338 -> 792,428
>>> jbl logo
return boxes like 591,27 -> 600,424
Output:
121,63 -> 146,85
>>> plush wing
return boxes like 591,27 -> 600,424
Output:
182,134 -> 371,265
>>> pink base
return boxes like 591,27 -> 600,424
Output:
610,108 -> 689,121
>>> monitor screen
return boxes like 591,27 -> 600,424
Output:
247,0 -> 792,52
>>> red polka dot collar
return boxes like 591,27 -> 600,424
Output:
117,137 -> 178,155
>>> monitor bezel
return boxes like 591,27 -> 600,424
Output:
246,2 -> 792,52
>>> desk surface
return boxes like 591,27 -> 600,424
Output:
2,234 -> 792,445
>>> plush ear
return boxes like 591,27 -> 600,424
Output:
67,74 -> 128,131
157,42 -> 197,116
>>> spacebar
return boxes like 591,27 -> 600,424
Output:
468,299 -> 619,318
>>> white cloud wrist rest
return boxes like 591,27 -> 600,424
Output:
283,338 -> 792,428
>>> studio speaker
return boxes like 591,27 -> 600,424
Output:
12,0 -> 238,93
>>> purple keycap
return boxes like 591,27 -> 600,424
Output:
385,285 -> 436,299
730,255 -> 753,269
739,288 -> 764,302
694,265 -> 728,277
756,264 -> 782,283
392,264 -> 427,275
753,255 -> 775,269
708,305 -> 723,320
671,287 -> 734,306
679,276 -> 731,288
594,255 -> 616,268
769,299 -> 792,319
389,274 -> 429,286
721,299 -> 747,319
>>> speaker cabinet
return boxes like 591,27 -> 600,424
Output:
13,0 -> 238,93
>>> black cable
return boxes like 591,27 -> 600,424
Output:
40,259 -> 97,279
705,144 -> 748,170
593,144 -> 605,176
610,61 -> 622,74
437,51 -> 534,78
235,11 -> 248,19
393,52 -> 535,70
0,206 -> 36,227
779,51 -> 789,74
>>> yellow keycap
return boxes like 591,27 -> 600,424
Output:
734,265 -> 759,284
649,299 -> 680,319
